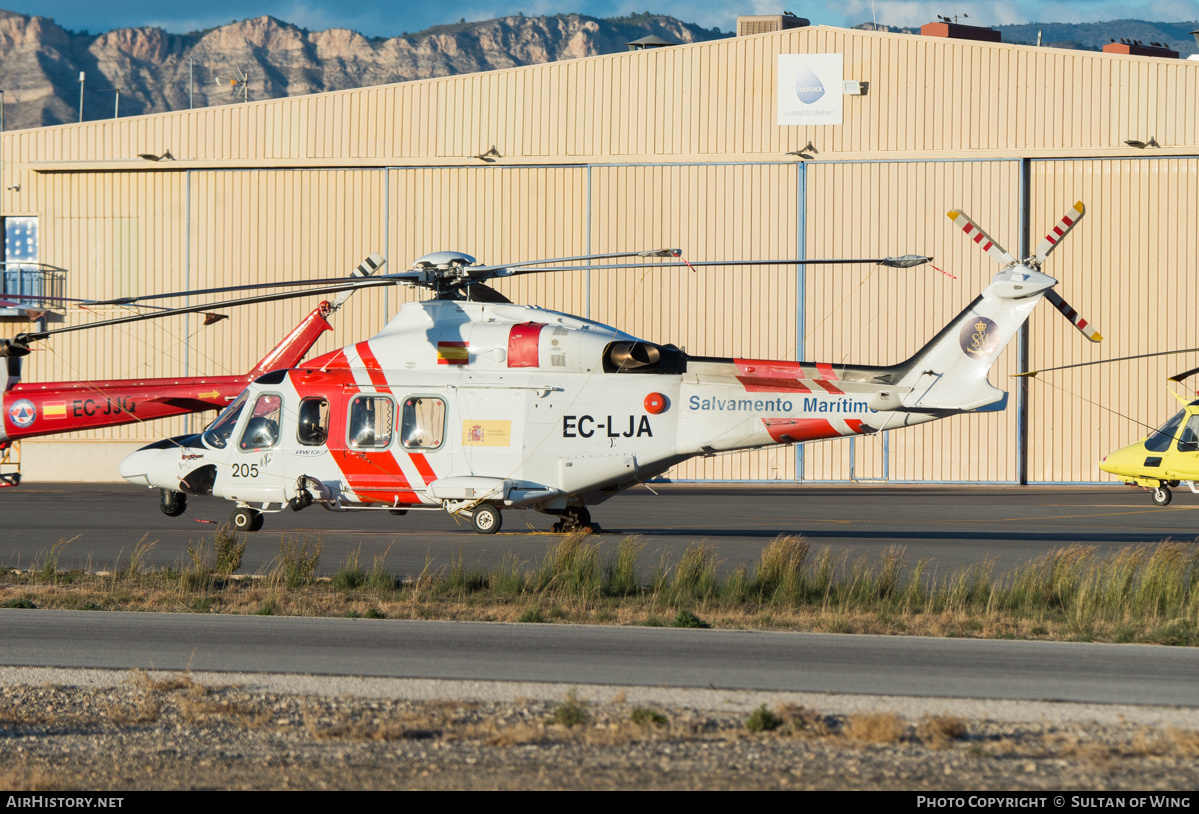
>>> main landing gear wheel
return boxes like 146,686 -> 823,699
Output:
551,506 -> 600,533
1153,486 -> 1173,506
159,489 -> 187,517
231,507 -> 264,531
472,505 -> 501,534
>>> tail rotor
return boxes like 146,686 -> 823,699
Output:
949,200 -> 1102,344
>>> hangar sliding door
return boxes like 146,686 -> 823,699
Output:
588,163 -> 802,482
804,159 -> 1022,483
1026,158 -> 1199,484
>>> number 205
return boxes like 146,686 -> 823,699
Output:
231,463 -> 259,478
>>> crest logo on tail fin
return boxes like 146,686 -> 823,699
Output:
960,316 -> 1001,360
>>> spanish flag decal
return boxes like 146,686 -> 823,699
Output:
437,341 -> 469,366
44,402 -> 67,419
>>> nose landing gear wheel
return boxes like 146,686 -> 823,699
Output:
1153,486 -> 1173,506
232,507 -> 264,531
160,490 -> 187,517
472,505 -> 501,534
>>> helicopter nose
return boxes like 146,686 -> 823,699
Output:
119,445 -> 172,488
1098,443 -> 1140,476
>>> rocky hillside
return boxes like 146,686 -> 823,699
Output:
0,10 -> 727,130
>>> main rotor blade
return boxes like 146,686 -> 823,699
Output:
1168,365 -> 1199,383
93,274 -> 391,306
1044,289 -> 1102,343
1013,347 -> 1199,378
1035,201 -> 1085,263
505,256 -> 932,275
466,249 -> 680,273
16,278 -> 397,344
947,209 -> 1016,265
89,251 -> 664,305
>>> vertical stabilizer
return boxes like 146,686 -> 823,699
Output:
892,264 -> 1055,412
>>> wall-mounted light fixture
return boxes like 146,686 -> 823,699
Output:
137,150 -> 175,161
475,146 -> 501,162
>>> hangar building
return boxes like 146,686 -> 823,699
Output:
1,19 -> 1196,484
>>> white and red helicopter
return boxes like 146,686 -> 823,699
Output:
100,204 -> 1098,533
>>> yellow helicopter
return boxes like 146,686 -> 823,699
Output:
1021,355 -> 1199,506
1099,366 -> 1199,506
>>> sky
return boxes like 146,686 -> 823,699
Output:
12,0 -> 1199,38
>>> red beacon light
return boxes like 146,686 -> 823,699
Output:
644,392 -> 667,414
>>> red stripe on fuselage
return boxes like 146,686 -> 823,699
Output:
733,358 -> 845,394
761,418 -> 848,444
337,448 -> 422,505
408,452 -> 437,485
355,342 -> 391,391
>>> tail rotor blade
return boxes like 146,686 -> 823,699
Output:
1035,201 -> 1085,263
947,210 -> 1016,265
1044,289 -> 1102,343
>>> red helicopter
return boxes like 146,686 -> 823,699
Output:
0,254 -> 384,486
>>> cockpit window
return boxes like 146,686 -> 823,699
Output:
239,394 -> 282,451
348,396 -> 394,449
401,397 -> 446,449
1146,410 -> 1185,452
297,397 -> 330,446
202,391 -> 249,450
1178,415 -> 1199,453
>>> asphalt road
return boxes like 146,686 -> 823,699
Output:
2,481 -> 1197,578
4,610 -> 1199,708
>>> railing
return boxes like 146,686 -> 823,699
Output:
0,262 -> 69,316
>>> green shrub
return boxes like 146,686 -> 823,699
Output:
274,536 -> 323,589
746,704 -> 782,733
333,549 -> 368,591
671,609 -> 709,628
551,690 -> 590,727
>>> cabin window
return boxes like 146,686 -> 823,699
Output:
348,396 -> 394,449
202,391 -> 249,449
401,397 -> 446,450
297,397 -> 329,446
1146,410 -> 1185,453
239,394 -> 282,451
1178,416 -> 1199,453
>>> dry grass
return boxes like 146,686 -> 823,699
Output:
775,703 -> 833,739
917,714 -> 968,749
1162,727 -> 1199,755
0,767 -> 59,791
104,695 -> 162,725
4,536 -> 1198,645
843,712 -> 906,744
